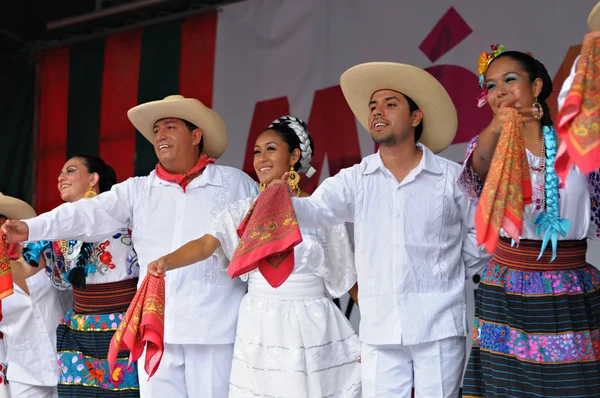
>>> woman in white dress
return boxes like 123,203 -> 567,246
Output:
148,116 -> 362,397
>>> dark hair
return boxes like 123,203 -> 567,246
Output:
72,155 -> 117,193
402,94 -> 424,142
261,121 -> 315,172
488,51 -> 553,127
182,119 -> 205,154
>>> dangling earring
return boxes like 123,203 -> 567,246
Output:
84,184 -> 97,199
287,166 -> 301,197
259,183 -> 267,192
532,98 -> 543,120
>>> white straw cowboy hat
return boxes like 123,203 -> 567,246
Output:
127,94 -> 228,159
340,62 -> 457,154
0,193 -> 36,220
589,2 -> 600,31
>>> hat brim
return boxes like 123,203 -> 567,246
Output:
127,97 -> 228,159
589,2 -> 600,31
0,196 -> 36,220
340,62 -> 457,154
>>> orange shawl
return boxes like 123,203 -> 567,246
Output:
228,184 -> 302,288
556,36 -> 600,181
107,274 -> 165,379
475,108 -> 533,253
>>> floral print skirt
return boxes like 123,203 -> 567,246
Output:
56,309 -> 140,397
463,239 -> 600,397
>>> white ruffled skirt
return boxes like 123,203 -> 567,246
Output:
229,273 -> 361,397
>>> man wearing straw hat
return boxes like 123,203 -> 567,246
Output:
0,193 -> 72,398
2,96 -> 258,397
273,63 -> 489,396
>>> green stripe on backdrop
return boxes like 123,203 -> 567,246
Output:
66,39 -> 105,159
135,21 -> 182,176
0,52 -> 34,202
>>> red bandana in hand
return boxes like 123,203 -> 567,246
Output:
475,108 -> 532,254
108,274 -> 165,379
555,36 -> 600,181
155,155 -> 215,193
228,184 -> 302,288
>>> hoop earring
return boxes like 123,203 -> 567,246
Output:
84,185 -> 97,199
287,166 -> 301,197
532,100 -> 543,120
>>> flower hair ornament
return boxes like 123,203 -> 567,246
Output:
477,44 -> 505,108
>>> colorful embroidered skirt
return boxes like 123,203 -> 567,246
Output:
463,239 -> 600,397
57,278 -> 140,397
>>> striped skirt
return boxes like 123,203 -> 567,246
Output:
57,278 -> 140,397
463,238 -> 600,397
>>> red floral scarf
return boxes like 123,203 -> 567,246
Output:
475,108 -> 532,253
556,36 -> 600,181
228,184 -> 302,288
108,274 -> 165,379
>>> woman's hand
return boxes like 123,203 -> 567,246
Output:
147,257 -> 169,277
485,93 -> 536,137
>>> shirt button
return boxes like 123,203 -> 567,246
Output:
396,214 -> 401,219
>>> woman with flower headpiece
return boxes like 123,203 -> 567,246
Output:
458,46 -> 600,397
13,155 -> 141,397
146,116 -> 362,397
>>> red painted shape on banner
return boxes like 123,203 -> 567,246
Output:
242,97 -> 291,180
99,30 -> 142,181
179,10 -> 218,107
419,7 -> 472,63
426,65 -> 492,145
37,46 -> 71,213
304,85 -> 363,193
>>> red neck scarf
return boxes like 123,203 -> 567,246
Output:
228,184 -> 303,288
475,108 -> 532,254
555,36 -> 600,181
155,155 -> 215,193
107,274 -> 165,379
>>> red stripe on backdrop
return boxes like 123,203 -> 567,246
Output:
99,30 -> 143,181
37,47 -> 70,214
179,11 -> 218,107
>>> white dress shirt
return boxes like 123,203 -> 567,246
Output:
290,144 -> 489,345
25,165 -> 258,345
0,270 -> 72,387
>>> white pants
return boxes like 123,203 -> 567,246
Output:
138,343 -> 234,398
8,382 -> 57,398
361,336 -> 466,398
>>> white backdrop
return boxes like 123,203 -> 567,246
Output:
211,0 -> 600,348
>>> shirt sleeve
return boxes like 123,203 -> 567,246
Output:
558,55 -> 580,111
207,198 -> 253,261
25,178 -> 137,243
291,168 -> 356,229
315,223 -> 357,298
456,137 -> 484,203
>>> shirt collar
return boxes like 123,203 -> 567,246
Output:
151,164 -> 223,189
362,143 -> 443,176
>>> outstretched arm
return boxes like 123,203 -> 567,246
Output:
147,234 -> 221,276
3,178 -> 137,244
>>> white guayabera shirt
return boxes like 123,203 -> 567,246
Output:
290,143 -> 490,345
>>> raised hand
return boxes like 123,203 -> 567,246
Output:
1,220 -> 30,243
486,90 -> 537,137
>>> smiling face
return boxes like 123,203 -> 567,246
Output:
485,56 -> 542,112
57,157 -> 99,203
253,129 -> 300,185
153,118 -> 202,174
367,89 -> 423,147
